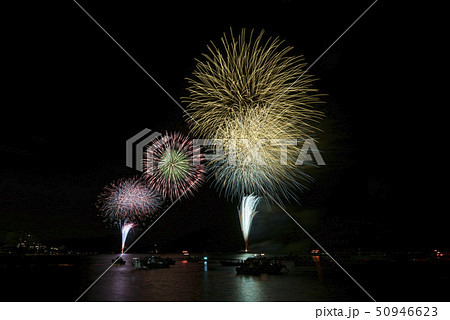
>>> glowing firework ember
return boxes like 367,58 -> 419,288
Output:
143,132 -> 205,202
98,177 -> 163,253
238,194 -> 261,252
183,29 -> 324,203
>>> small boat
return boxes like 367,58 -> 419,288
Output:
220,259 -> 243,266
132,256 -> 170,270
236,257 -> 288,275
290,255 -> 315,266
131,257 -> 146,269
186,256 -> 202,262
112,257 -> 126,265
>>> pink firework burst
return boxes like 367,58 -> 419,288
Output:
143,132 -> 205,202
98,176 -> 163,225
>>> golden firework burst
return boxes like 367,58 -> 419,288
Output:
183,29 -> 324,203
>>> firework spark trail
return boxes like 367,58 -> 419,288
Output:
120,221 -> 134,254
238,194 -> 261,252
97,177 -> 163,253
183,29 -> 324,204
98,177 -> 163,224
143,132 -> 205,202
207,108 -> 314,204
184,29 -> 323,138
76,179 -> 195,302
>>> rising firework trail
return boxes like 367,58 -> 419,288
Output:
97,177 -> 163,253
120,221 -> 135,254
238,194 -> 261,252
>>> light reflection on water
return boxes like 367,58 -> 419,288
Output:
79,254 -> 358,302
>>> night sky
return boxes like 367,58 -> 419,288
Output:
1,1 -> 444,252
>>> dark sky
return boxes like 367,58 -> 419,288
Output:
1,1 -> 445,251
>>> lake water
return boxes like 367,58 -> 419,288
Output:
2,253 -> 449,301
78,253 -> 358,302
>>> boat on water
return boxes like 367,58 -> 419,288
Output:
236,257 -> 288,275
220,259 -> 244,266
132,256 -> 173,270
186,256 -> 203,262
290,255 -> 315,266
112,257 -> 126,265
